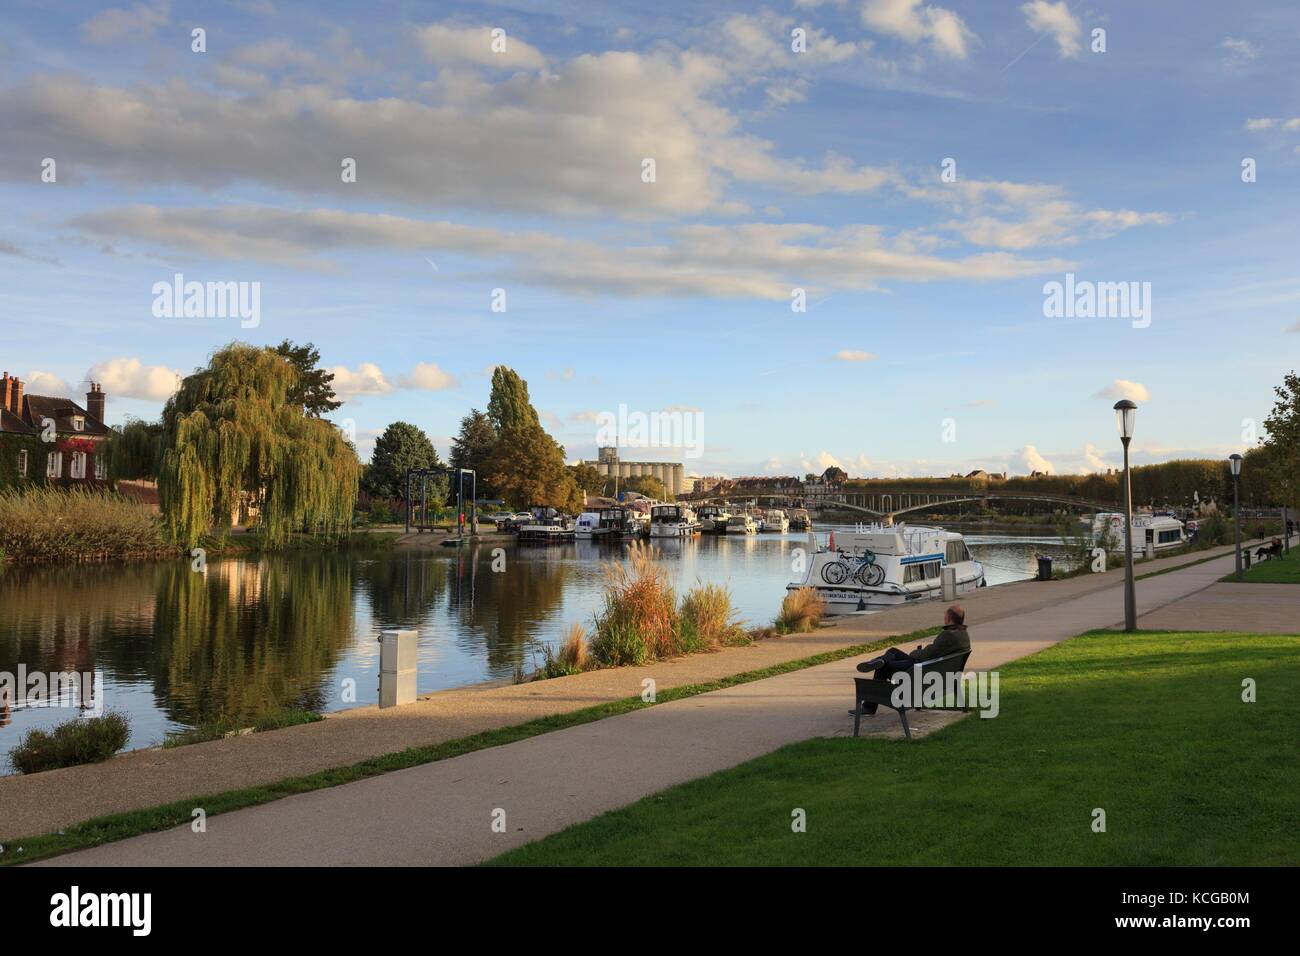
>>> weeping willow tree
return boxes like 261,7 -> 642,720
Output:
158,344 -> 360,548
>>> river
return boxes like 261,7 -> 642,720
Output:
0,526 -> 1076,772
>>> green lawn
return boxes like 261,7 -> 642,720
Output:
1226,548 -> 1300,584
488,630 -> 1300,866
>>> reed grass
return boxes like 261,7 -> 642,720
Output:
0,487 -> 171,563
775,586 -> 826,633
680,582 -> 748,650
590,541 -> 681,664
8,712 -> 131,775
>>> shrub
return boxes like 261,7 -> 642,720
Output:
9,711 -> 130,774
0,487 -> 170,563
680,582 -> 747,650
538,623 -> 589,679
1194,513 -> 1231,548
776,586 -> 826,634
591,542 -> 680,664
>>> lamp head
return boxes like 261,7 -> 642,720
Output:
1229,453 -> 1242,477
1113,399 -> 1137,441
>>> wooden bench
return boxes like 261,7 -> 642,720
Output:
849,650 -> 972,739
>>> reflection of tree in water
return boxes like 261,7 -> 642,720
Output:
0,562 -> 161,684
150,554 -> 354,727
355,548 -> 573,673
353,550 -> 450,625
449,546 -> 571,671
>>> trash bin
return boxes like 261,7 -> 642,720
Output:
1036,555 -> 1053,581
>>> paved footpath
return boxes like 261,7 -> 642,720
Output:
39,547 -> 1270,867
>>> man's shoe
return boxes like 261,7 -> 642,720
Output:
857,657 -> 886,672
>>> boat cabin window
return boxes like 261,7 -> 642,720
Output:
1157,529 -> 1180,544
904,560 -> 942,583
944,541 -> 970,563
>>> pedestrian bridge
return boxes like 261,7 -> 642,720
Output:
690,489 -> 1119,524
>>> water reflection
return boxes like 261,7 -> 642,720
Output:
0,527 -> 1067,770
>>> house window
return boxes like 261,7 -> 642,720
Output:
94,455 -> 106,480
17,449 -> 28,477
70,451 -> 87,479
46,451 -> 62,478
72,416 -> 85,432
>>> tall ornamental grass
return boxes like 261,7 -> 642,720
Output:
0,487 -> 171,563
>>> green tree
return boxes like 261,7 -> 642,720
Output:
158,343 -> 360,548
365,422 -> 445,501
1261,370 -> 1300,511
616,474 -> 667,501
109,417 -> 163,480
481,367 -> 579,510
450,408 -> 497,495
570,462 -> 607,496
487,366 -> 538,432
272,340 -> 341,417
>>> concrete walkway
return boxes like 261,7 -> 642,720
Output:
0,538 -> 1258,842
39,547 -> 1267,866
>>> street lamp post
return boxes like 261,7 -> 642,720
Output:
1229,454 -> 1243,581
1114,400 -> 1138,631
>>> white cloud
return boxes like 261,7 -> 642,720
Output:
23,370 -> 71,396
70,205 -> 1073,299
416,22 -> 546,70
1220,37 -> 1260,67
85,357 -> 182,401
1245,118 -> 1277,131
1021,1 -> 1082,59
1285,318 -> 1300,333
1082,442 -> 1108,472
1093,379 -> 1151,402
80,1 -> 170,45
329,362 -> 392,397
861,0 -> 976,59
1011,444 -> 1055,475
397,361 -> 459,391
835,349 -> 878,361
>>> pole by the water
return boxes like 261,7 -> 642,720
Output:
1122,438 -> 1136,632
1233,475 -> 1242,581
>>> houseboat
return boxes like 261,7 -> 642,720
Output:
517,509 -> 576,543
1086,512 -> 1185,553
726,514 -> 759,535
789,508 -> 812,531
696,504 -> 731,532
597,507 -> 641,538
762,509 -> 790,533
649,504 -> 700,538
575,512 -> 611,539
786,524 -> 985,613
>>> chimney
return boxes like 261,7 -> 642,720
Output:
86,382 -> 106,424
11,377 -> 22,419
1,372 -> 10,413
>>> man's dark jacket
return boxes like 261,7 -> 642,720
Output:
911,623 -> 970,662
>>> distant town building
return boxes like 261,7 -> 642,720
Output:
1,373 -> 110,484
583,446 -> 685,496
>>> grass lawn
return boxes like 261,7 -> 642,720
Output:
1225,549 -> 1300,584
488,630 -> 1300,866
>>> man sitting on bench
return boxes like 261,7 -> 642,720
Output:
855,605 -> 971,714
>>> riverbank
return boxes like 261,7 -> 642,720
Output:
30,543 -> 1289,867
0,536 -> 1265,856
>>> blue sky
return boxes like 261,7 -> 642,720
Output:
2,0 -> 1297,478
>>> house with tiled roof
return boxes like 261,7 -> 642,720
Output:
1,372 -> 111,487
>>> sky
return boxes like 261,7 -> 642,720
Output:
1,0 -> 1298,479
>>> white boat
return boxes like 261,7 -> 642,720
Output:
762,509 -> 790,533
1087,512 -> 1185,553
725,514 -> 758,535
786,524 -> 985,613
649,504 -> 700,538
517,509 -> 576,543
574,512 -> 611,539
696,504 -> 731,533
789,508 -> 812,531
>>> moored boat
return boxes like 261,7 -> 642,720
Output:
725,514 -> 758,535
762,509 -> 790,533
517,508 -> 576,543
1086,512 -> 1185,553
696,504 -> 731,532
649,504 -> 700,538
786,524 -> 985,613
